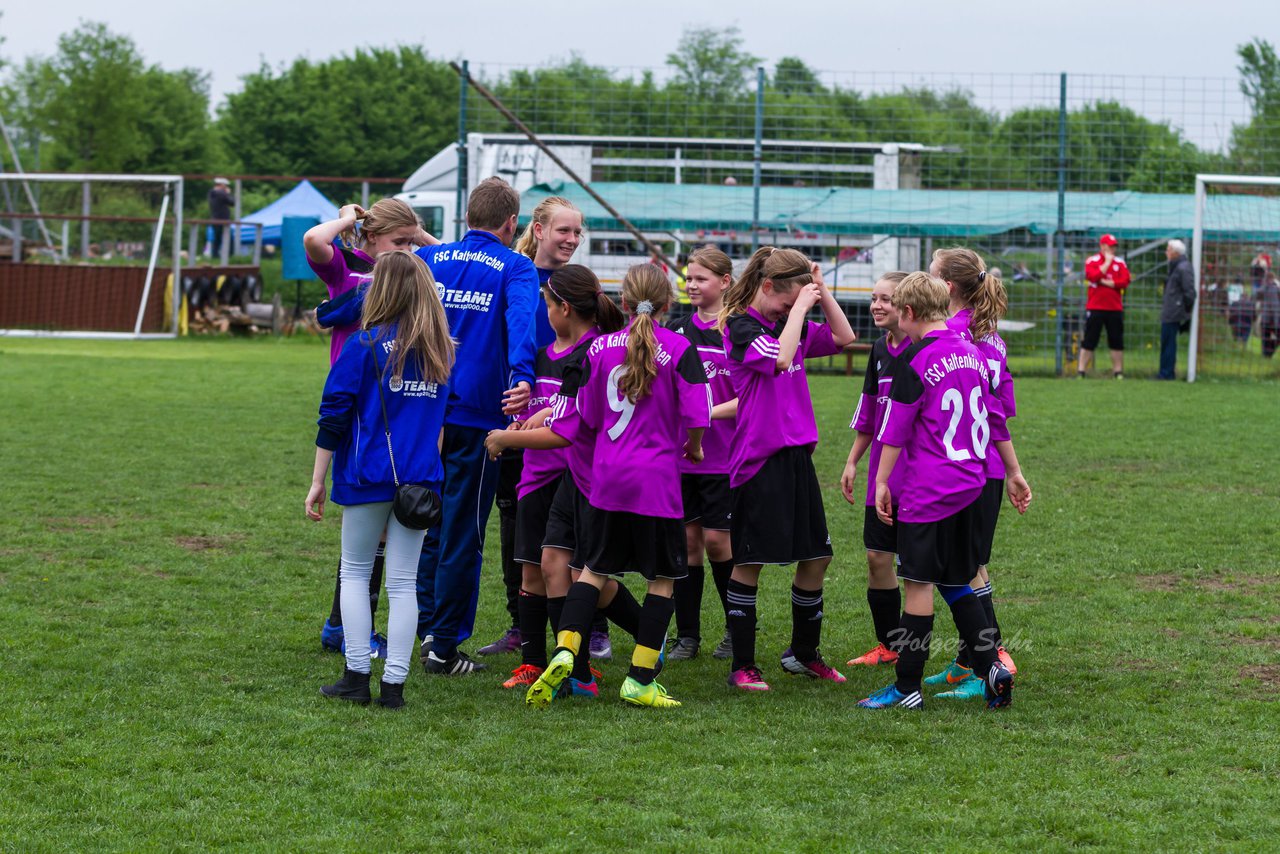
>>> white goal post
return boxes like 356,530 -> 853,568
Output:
1190,173 -> 1280,383
0,173 -> 184,339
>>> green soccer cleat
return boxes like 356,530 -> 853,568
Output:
924,659 -> 973,687
935,674 -> 986,700
524,649 -> 574,710
619,676 -> 682,709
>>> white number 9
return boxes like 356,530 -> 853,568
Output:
606,365 -> 636,440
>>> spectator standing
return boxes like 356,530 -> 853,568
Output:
1078,234 -> 1131,379
208,178 -> 234,258
1158,239 -> 1197,380
1258,273 -> 1280,359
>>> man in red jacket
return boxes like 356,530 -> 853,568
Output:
1078,234 -> 1131,379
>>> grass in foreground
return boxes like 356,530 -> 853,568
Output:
0,337 -> 1277,851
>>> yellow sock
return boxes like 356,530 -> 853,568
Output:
632,644 -> 661,670
556,630 -> 582,656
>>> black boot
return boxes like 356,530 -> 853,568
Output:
320,668 -> 371,704
376,680 -> 405,710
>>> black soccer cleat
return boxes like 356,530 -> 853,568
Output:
423,649 -> 487,676
985,660 -> 1014,709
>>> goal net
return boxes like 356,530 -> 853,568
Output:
1190,175 -> 1280,381
0,173 -> 184,338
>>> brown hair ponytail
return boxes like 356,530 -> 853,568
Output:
616,264 -> 672,401
932,247 -> 1007,340
340,198 -> 420,251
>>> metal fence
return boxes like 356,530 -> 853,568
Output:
451,62 -> 1279,378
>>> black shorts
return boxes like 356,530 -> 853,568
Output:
896,498 -> 983,587
863,503 -> 898,554
682,473 -> 733,530
973,478 -> 1004,567
731,446 -> 833,566
1082,309 -> 1124,351
514,476 -> 561,566
576,503 -> 687,581
542,474 -> 580,565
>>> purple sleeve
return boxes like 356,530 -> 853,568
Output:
877,397 -> 918,448
675,343 -> 712,431
726,327 -> 781,375
547,390 -> 583,446
851,393 -> 876,433
803,321 -> 841,359
307,247 -> 351,299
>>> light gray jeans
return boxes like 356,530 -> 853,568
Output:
340,502 -> 425,684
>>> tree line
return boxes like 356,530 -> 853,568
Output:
2,21 -> 1278,213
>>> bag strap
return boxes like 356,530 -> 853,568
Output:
367,339 -> 400,487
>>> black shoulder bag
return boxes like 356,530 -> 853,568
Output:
369,344 -> 443,530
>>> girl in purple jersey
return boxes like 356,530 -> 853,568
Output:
506,264 -> 711,709
717,247 -> 857,692
305,199 -> 438,660
484,265 -> 625,691
855,273 -> 1013,711
925,248 -> 1032,698
840,271 -> 911,669
478,197 -> 590,659
665,246 -> 738,662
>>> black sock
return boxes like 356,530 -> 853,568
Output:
328,559 -> 343,627
601,582 -> 641,638
726,578 -> 758,671
673,564 -> 705,641
499,511 -> 519,629
956,638 -> 971,670
571,636 -> 593,682
867,587 -> 901,648
975,582 -> 1003,647
949,593 -> 998,678
517,590 -> 549,668
628,594 -> 676,685
547,596 -> 566,634
368,544 -> 384,619
789,585 -> 824,662
709,559 -> 734,622
591,611 -> 609,636
892,612 -> 934,694
555,583 -> 599,655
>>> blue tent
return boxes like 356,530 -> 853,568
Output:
238,180 -> 340,245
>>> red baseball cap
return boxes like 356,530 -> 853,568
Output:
1099,234 -> 1118,246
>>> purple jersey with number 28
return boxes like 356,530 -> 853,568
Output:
550,321 -> 710,518
878,328 -> 991,523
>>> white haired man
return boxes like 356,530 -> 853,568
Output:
1158,239 -> 1197,380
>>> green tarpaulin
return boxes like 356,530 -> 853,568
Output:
523,181 -> 1280,242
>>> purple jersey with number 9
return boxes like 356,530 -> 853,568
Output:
878,328 -> 991,523
553,320 -> 710,518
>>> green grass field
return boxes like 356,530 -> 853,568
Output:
1,337 -> 1277,851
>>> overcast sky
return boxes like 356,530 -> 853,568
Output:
3,0 -> 1268,148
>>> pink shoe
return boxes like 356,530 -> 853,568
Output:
727,665 -> 770,692
997,646 -> 1017,676
781,648 -> 847,683
847,642 -> 899,667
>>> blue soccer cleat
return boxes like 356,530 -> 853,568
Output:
985,661 -> 1014,709
321,619 -> 344,653
857,683 -> 924,710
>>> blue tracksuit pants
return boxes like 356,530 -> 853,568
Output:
416,423 -> 501,658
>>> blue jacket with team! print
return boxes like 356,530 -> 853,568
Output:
316,327 -> 448,506
417,230 -> 538,430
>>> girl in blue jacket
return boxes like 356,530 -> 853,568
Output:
306,251 -> 455,709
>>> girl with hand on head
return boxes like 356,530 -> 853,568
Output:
718,247 -> 856,693
307,251 -> 454,710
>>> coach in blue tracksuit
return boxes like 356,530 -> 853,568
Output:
414,177 -> 539,675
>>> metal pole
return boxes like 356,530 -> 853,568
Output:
134,190 -> 170,335
172,178 -> 184,334
61,220 -> 69,260
361,180 -> 370,209
253,228 -> 263,266
455,59 -> 469,242
81,181 -> 91,259
233,178 -> 242,253
188,224 -> 198,263
1054,72 -> 1067,376
752,66 -> 764,254
1188,177 -> 1205,383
